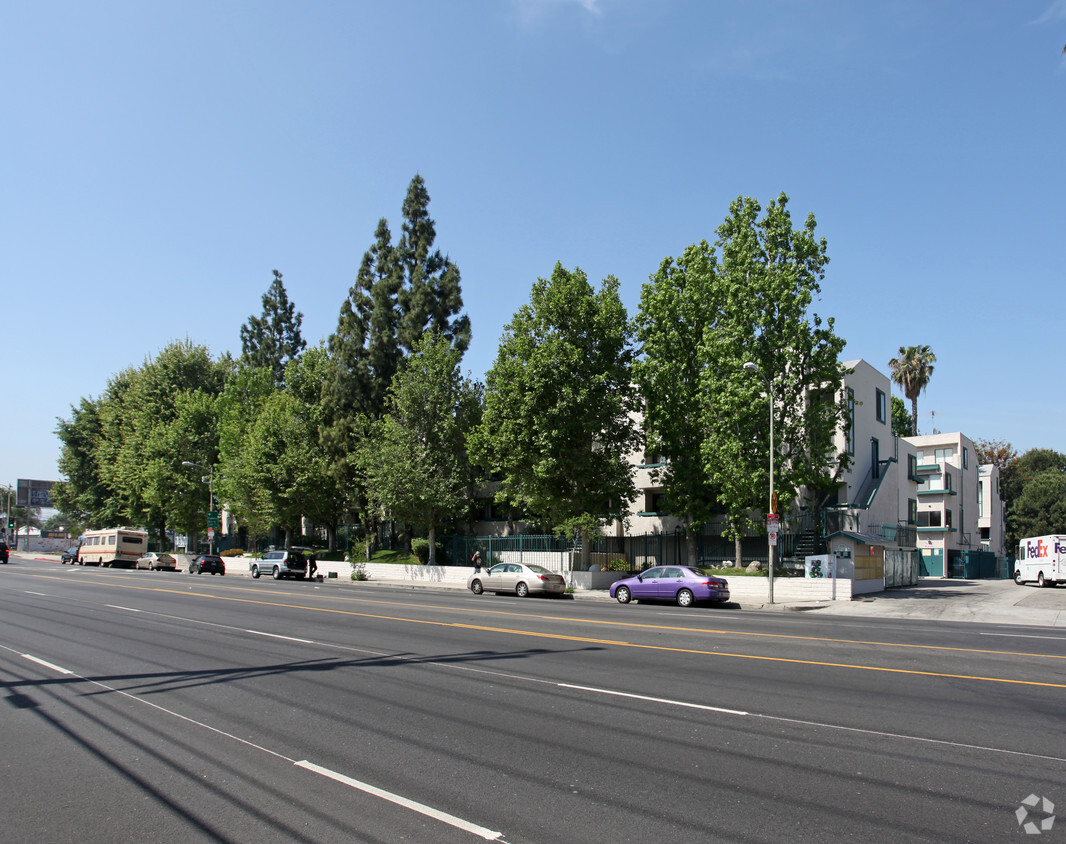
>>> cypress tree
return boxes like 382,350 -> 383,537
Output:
239,269 -> 307,387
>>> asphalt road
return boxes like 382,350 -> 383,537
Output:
2,553 -> 1064,843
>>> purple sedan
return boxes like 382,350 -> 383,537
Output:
609,565 -> 730,607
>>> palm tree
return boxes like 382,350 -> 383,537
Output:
888,345 -> 936,435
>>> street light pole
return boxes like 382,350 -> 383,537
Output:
744,362 -> 775,604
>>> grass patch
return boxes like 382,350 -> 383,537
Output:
368,549 -> 421,566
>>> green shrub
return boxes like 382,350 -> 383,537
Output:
220,548 -> 245,558
411,538 -> 447,565
351,560 -> 369,581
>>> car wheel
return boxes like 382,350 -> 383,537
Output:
1038,572 -> 1048,587
470,579 -> 483,595
615,586 -> 631,604
516,582 -> 529,598
148,562 -> 155,571
272,566 -> 281,580
251,565 -> 260,579
219,570 -> 225,576
676,588 -> 694,607
189,565 -> 196,574
1014,569 -> 1023,585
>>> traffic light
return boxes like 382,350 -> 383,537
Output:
6,520 -> 12,529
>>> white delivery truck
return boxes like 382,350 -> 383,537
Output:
1014,535 -> 1066,587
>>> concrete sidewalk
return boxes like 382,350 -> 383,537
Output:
20,552 -> 1066,627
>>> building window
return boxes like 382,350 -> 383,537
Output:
963,446 -> 969,469
945,509 -> 953,528
875,388 -> 886,423
977,481 -> 984,515
935,447 -> 953,463
908,454 -> 919,481
645,492 -> 668,514
917,510 -> 942,527
846,388 -> 855,455
908,498 -> 918,525
944,470 -> 952,492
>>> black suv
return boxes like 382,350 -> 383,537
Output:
190,555 -> 225,575
0,542 -> 8,564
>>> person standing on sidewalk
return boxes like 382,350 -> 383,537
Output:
471,550 -> 482,573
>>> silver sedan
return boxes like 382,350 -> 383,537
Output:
468,563 -> 567,598
136,552 -> 177,571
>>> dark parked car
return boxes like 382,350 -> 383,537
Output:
61,545 -> 80,564
609,565 -> 730,607
0,541 -> 8,564
189,554 -> 225,576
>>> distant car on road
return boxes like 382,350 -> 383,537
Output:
189,554 -> 225,575
0,542 -> 8,564
136,552 -> 176,571
467,563 -> 567,598
61,545 -> 80,564
609,566 -> 730,607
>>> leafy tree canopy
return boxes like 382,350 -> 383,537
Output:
471,262 -> 639,542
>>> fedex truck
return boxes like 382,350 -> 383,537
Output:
1014,535 -> 1066,587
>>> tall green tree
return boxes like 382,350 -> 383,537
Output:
471,263 -> 639,559
53,397 -> 108,524
55,341 -> 227,547
1008,472 -> 1066,541
396,175 -> 470,355
890,396 -> 913,438
634,242 -> 723,565
1001,448 -> 1066,548
888,345 -> 936,436
216,362 -> 276,540
324,175 -> 469,544
637,194 -> 849,568
364,333 -> 476,564
240,269 -> 307,388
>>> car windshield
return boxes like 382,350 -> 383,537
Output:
526,564 -> 554,574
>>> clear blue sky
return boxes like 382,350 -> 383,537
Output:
3,0 -> 1064,489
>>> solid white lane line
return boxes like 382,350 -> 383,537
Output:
979,632 -> 1066,641
245,629 -> 315,644
296,760 -> 505,841
555,681 -> 1066,764
557,683 -> 750,716
20,654 -> 74,674
24,591 -> 47,596
107,605 -> 143,612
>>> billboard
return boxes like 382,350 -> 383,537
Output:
17,479 -> 57,509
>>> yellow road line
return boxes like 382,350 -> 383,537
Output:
17,571 -> 1066,687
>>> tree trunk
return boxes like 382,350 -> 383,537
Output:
734,534 -> 744,569
911,396 -> 919,435
685,529 -> 698,567
428,523 -> 437,566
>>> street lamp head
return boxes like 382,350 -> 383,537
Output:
181,461 -> 196,468
743,362 -> 760,375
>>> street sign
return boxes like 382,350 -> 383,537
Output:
771,491 -> 779,514
207,527 -> 215,541
207,510 -> 220,529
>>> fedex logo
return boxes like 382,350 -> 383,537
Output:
1057,542 -> 1066,555
1026,540 -> 1049,558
